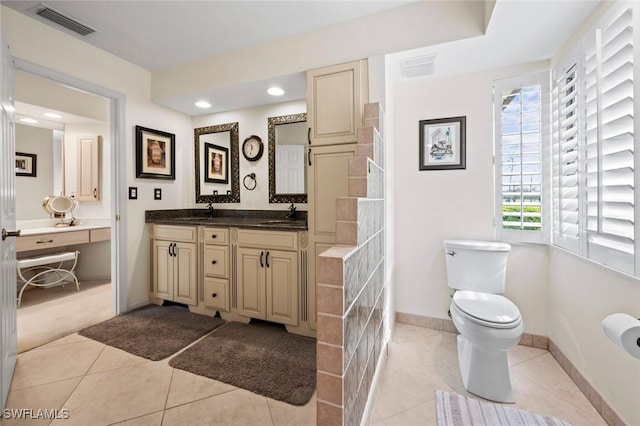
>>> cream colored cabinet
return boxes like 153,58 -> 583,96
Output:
307,143 -> 357,330
152,225 -> 197,305
307,60 -> 368,146
236,230 -> 299,327
202,227 -> 230,312
76,135 -> 101,201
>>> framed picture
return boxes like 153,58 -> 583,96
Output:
15,152 -> 37,177
135,125 -> 176,180
419,116 -> 466,170
204,143 -> 229,184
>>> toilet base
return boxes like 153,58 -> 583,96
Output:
457,334 -> 515,403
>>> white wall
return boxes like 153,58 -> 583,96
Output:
191,100 -> 307,211
15,124 -> 53,220
391,61 -> 550,334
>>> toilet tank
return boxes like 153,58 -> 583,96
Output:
443,240 -> 511,294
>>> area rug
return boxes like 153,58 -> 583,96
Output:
169,321 -> 316,406
78,304 -> 225,361
435,390 -> 572,425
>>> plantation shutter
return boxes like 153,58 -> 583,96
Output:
552,62 -> 581,252
583,6 -> 635,273
494,73 -> 549,244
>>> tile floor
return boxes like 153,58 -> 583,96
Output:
6,321 -> 605,425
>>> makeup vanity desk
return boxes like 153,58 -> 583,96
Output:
16,223 -> 111,253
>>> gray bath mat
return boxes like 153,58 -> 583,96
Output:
169,321 -> 316,406
79,305 -> 225,361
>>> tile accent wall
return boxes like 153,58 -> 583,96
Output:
316,103 -> 387,426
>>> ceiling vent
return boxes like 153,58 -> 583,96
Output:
32,3 -> 96,37
400,54 -> 437,78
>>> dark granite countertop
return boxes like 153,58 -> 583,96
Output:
145,209 -> 308,231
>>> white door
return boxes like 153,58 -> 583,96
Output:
276,145 -> 305,193
0,38 -> 17,410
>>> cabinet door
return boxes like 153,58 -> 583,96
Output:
266,250 -> 299,326
307,143 -> 357,329
307,60 -> 368,146
153,240 -> 173,300
173,242 -> 198,305
76,135 -> 101,201
237,247 -> 266,320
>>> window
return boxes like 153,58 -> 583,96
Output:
551,3 -> 635,275
494,72 -> 550,244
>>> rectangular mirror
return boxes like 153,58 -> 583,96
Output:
268,113 -> 307,203
195,122 -> 240,203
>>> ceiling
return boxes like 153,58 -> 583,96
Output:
4,0 -> 602,121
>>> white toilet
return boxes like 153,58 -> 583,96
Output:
443,240 -> 523,403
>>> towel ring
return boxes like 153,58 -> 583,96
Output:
243,173 -> 257,190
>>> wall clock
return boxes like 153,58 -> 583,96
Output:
242,135 -> 264,162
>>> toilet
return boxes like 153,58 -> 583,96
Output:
443,240 -> 523,403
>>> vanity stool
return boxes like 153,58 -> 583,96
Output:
16,250 -> 80,307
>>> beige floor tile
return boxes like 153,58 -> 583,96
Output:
165,368 -> 236,408
390,323 -> 440,344
33,333 -> 92,350
110,411 -> 164,426
161,388 -> 273,426
371,421 -> 386,426
267,392 -> 316,426
11,340 -> 105,390
50,361 -> 173,425
3,377 -> 81,426
87,345 -> 149,375
508,343 -> 547,367
381,399 -> 437,426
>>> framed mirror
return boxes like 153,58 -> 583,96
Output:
195,122 -> 240,203
268,113 -> 308,203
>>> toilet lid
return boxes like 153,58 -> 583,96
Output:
453,291 -> 521,325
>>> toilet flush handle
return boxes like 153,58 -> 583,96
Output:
446,250 -> 456,257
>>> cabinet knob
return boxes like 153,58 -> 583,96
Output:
211,293 -> 218,298
211,234 -> 217,239
211,260 -> 217,265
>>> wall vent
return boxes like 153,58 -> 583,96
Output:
400,54 -> 437,78
33,3 -> 96,37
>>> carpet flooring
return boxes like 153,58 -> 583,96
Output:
169,321 -> 316,406
435,390 -> 572,425
78,305 -> 225,361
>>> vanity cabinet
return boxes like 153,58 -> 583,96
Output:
236,229 -> 299,326
75,135 -> 102,201
202,227 -> 230,312
152,225 -> 197,305
306,60 -> 368,146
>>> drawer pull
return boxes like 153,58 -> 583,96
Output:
211,260 -> 217,265
36,240 -> 54,244
211,293 -> 218,298
211,234 -> 217,239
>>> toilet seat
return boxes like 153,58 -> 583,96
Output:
452,291 -> 521,329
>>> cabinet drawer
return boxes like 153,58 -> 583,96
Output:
204,278 -> 229,312
237,229 -> 298,251
153,225 -> 196,243
90,227 -> 111,242
203,227 -> 229,245
204,246 -> 229,278
17,230 -> 90,252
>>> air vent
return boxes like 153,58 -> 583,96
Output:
400,54 -> 437,78
33,3 -> 95,37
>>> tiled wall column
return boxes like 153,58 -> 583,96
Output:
317,103 -> 387,426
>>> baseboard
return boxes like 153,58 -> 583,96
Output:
359,340 -> 389,426
549,341 -> 627,426
395,311 -> 549,349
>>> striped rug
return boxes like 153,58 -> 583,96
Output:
436,390 -> 572,425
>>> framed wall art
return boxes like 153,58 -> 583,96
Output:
15,152 -> 37,177
419,116 -> 466,170
135,125 -> 176,180
204,143 -> 229,184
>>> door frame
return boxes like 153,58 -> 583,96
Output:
14,58 -> 128,314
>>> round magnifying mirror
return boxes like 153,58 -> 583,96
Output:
42,195 -> 76,226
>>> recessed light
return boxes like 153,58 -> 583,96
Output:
267,87 -> 284,96
195,100 -> 212,108
19,118 -> 38,124
43,112 -> 62,119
